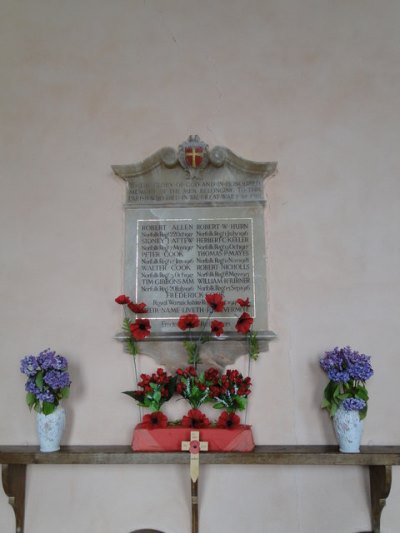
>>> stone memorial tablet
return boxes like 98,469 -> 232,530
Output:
113,136 -> 277,369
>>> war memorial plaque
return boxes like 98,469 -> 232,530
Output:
113,136 -> 276,367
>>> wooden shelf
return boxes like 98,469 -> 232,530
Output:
1,444 -> 400,465
2,445 -> 399,533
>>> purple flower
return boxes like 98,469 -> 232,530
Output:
44,370 -> 71,390
20,356 -> 39,376
320,346 -> 373,384
53,355 -> 68,370
36,390 -> 55,403
327,368 -> 350,383
37,349 -> 57,369
25,379 -> 40,394
347,351 -> 374,381
342,398 -> 366,411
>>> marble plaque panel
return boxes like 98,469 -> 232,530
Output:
124,206 -> 267,333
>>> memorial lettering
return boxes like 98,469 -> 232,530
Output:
136,219 -> 253,320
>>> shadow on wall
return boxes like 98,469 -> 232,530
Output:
129,530 -> 166,533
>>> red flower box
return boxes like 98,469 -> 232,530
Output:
131,424 -> 255,452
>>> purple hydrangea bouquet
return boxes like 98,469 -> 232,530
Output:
20,349 -> 71,416
320,346 -> 373,420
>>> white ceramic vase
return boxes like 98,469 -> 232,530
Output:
333,403 -> 363,453
36,405 -> 66,452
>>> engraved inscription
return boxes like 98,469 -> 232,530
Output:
136,218 -> 254,325
128,178 -> 264,204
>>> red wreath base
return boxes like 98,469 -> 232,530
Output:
131,424 -> 255,452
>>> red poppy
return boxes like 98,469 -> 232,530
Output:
130,318 -> 151,340
204,367 -> 220,383
177,313 -> 200,330
181,409 -> 210,428
176,382 -> 186,394
187,366 -> 197,376
115,294 -> 131,305
141,411 -> 168,429
205,293 -> 225,312
210,319 -> 225,337
209,385 -> 221,398
127,301 -> 148,314
216,411 -> 241,429
236,297 -> 250,308
235,312 -> 254,334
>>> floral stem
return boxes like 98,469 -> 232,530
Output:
244,355 -> 251,425
132,354 -> 142,422
124,307 -> 142,422
194,310 -> 213,370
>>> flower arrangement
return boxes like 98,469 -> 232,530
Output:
20,348 -> 71,415
123,368 -> 176,412
175,366 -> 220,409
115,292 -> 259,366
115,292 -> 259,431
320,346 -> 373,420
211,369 -> 252,414
119,363 -> 252,429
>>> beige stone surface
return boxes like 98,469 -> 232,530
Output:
1,1 -> 400,531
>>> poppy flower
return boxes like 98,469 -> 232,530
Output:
187,366 -> 197,376
210,320 -> 225,337
115,294 -> 131,305
175,382 -> 186,394
236,297 -> 250,308
130,318 -> 151,340
127,301 -> 148,314
235,312 -> 254,334
205,293 -> 225,312
177,313 -> 200,330
204,367 -> 220,383
141,411 -> 168,429
209,385 -> 221,398
216,411 -> 241,429
181,408 -> 210,428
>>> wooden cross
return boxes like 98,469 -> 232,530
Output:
181,431 -> 208,533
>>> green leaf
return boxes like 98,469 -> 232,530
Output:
167,376 -> 177,397
126,338 -> 138,356
143,397 -> 153,408
332,384 -> 341,398
235,397 -> 247,411
60,387 -> 70,399
42,402 -> 56,415
355,386 -> 369,401
320,398 -> 331,409
329,402 -> 338,417
248,331 -> 259,360
122,390 -> 137,400
337,393 -> 350,400
122,317 -> 132,332
212,402 -> 225,410
323,381 -> 337,403
26,392 -> 36,410
153,390 -> 162,402
35,371 -> 44,390
359,405 -> 368,420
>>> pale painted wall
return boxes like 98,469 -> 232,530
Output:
1,1 -> 399,532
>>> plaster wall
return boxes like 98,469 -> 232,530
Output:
1,1 -> 399,532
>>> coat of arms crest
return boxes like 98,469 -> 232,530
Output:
178,135 -> 209,177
